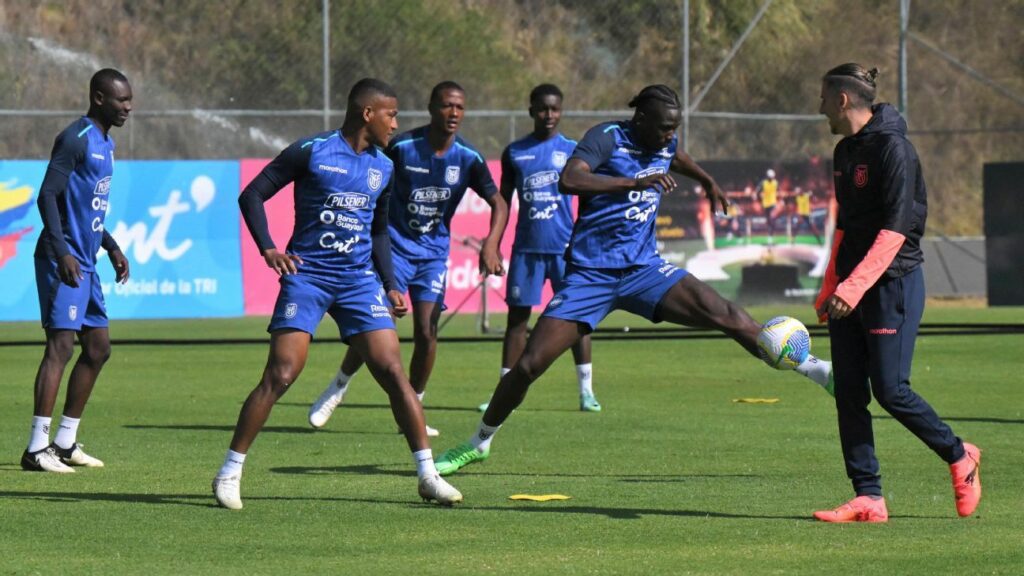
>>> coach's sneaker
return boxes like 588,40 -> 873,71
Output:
418,473 -> 463,506
309,382 -> 348,428
950,442 -> 982,517
813,495 -> 888,523
52,443 -> 104,467
20,446 -> 75,473
580,392 -> 602,412
435,442 -> 490,476
212,474 -> 243,510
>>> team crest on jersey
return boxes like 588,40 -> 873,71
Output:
367,168 -> 383,191
68,305 -> 78,321
551,151 -> 568,169
854,164 -> 869,188
445,166 -> 460,185
284,303 -> 298,319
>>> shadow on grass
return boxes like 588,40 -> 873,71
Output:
277,401 -> 483,413
876,415 -> 1024,425
124,424 -> 333,434
0,490 -> 213,508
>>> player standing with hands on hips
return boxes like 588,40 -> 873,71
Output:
22,69 -> 132,473
813,63 -> 981,522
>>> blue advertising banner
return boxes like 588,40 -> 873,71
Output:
0,160 -> 243,321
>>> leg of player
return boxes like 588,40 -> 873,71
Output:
436,317 -> 584,476
655,275 -> 834,394
350,328 -> 462,505
571,334 -> 600,412
406,300 -> 442,436
50,325 -> 109,467
480,306 -> 533,412
213,329 -> 310,510
309,346 -> 364,428
21,329 -> 76,473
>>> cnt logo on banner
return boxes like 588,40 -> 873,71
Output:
0,161 -> 243,321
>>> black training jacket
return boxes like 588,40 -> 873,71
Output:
832,103 -> 927,280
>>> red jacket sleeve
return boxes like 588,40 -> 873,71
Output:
814,228 -> 844,318
834,229 -> 906,309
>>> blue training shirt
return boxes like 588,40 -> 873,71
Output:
240,130 -> 394,284
502,133 -> 577,254
34,116 -> 115,271
567,121 -> 676,269
386,126 -> 498,261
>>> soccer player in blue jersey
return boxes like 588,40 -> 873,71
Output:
435,85 -> 835,476
22,68 -> 132,474
308,81 -> 509,436
479,84 -> 600,413
212,79 -> 462,510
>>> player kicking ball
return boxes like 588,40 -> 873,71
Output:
434,85 -> 835,477
212,79 -> 461,510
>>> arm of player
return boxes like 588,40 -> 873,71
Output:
101,230 -> 130,283
671,149 -> 728,214
37,130 -> 86,287
814,228 -> 844,322
470,157 -> 508,277
238,141 -> 306,275
370,177 -> 406,317
559,124 -> 675,197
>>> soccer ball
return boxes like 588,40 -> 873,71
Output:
757,316 -> 811,370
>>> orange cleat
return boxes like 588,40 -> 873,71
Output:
813,495 -> 889,523
950,442 -> 981,517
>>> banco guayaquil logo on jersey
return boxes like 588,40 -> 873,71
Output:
367,168 -> 383,191
325,192 -> 370,210
284,303 -> 298,319
551,151 -> 568,169
445,166 -> 460,185
93,176 -> 111,196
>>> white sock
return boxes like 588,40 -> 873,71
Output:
28,416 -> 52,453
470,420 -> 501,452
333,369 -> 353,390
796,355 -> 831,388
218,449 -> 246,478
500,367 -> 511,378
576,363 -> 594,396
413,449 -> 437,478
416,391 -> 425,403
53,415 -> 81,450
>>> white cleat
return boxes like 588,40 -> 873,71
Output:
212,475 -> 243,510
309,382 -> 347,428
21,446 -> 75,473
397,424 -> 440,437
55,443 -> 105,467
418,473 -> 463,506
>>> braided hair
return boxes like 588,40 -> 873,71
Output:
628,84 -> 681,111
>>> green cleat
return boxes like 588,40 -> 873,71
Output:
580,393 -> 602,412
435,442 -> 489,476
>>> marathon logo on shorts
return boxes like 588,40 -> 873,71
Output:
367,168 -> 383,191
551,151 -> 567,168
284,303 -> 298,319
445,166 -> 460,185
524,170 -> 559,191
869,327 -> 898,335
548,295 -> 564,309
410,187 -> 451,203
68,305 -> 78,321
854,164 -> 869,188
325,192 -> 369,211
93,176 -> 111,196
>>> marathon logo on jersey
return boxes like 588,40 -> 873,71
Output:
513,154 -> 536,161
68,305 -> 78,321
551,151 -> 568,169
854,164 -> 869,188
524,170 -> 559,191
93,175 -> 111,196
410,187 -> 451,203
284,303 -> 298,319
367,168 -> 383,191
405,165 -> 430,174
445,166 -> 460,185
91,153 -> 106,161
617,146 -> 642,156
317,164 -> 349,175
325,192 -> 370,211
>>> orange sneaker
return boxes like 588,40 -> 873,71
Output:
813,495 -> 889,523
950,442 -> 981,517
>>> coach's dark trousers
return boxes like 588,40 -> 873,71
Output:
828,267 -> 964,496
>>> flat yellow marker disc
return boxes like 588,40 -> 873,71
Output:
732,398 -> 780,404
508,494 -> 572,502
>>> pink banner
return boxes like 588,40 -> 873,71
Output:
240,159 -> 548,316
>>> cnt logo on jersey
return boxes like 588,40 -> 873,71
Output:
445,166 -> 460,185
551,151 -> 568,169
367,168 -> 383,191
854,164 -> 869,188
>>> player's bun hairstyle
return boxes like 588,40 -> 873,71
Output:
90,68 -> 128,95
530,83 -> 563,104
628,84 -> 681,110
823,63 -> 879,107
347,78 -> 397,109
429,80 -> 465,106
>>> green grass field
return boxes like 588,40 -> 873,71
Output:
1,307 -> 1022,575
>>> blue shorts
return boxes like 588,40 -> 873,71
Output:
392,250 -> 447,305
505,252 -> 567,307
268,273 -> 395,342
541,259 -> 688,331
35,257 -> 108,330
